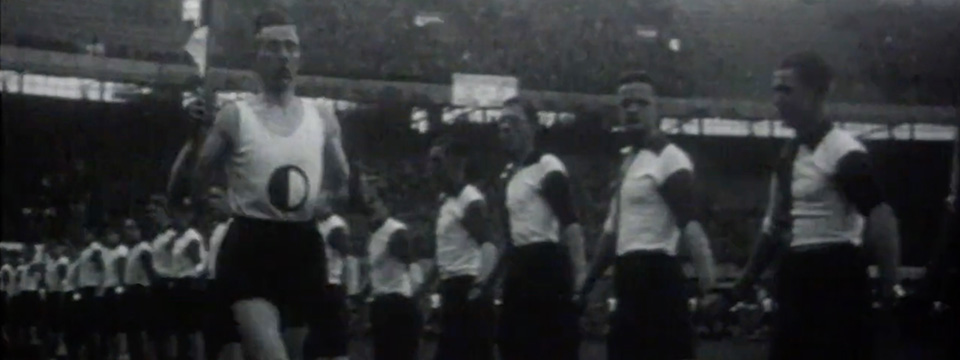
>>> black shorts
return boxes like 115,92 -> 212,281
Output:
15,291 -> 42,327
215,217 -> 327,328
498,242 -> 580,360
65,287 -> 101,342
304,284 -> 350,358
370,294 -> 422,360
151,278 -> 178,336
44,292 -> 66,333
122,285 -> 153,333
435,275 -> 496,360
173,278 -> 205,332
608,251 -> 695,360
101,288 -> 124,334
770,243 -> 872,360
204,278 -> 241,351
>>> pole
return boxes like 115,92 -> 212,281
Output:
950,105 -> 959,212
199,0 -> 216,138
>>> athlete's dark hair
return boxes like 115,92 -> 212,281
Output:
432,134 -> 479,181
779,51 -> 833,95
618,71 -> 653,87
503,96 -> 539,127
431,134 -> 471,158
254,7 -> 294,34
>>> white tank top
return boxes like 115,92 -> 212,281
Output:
368,218 -> 412,297
506,154 -> 566,246
77,242 -> 104,289
207,220 -> 232,279
172,228 -> 206,278
124,242 -> 153,287
151,229 -> 177,278
45,256 -> 70,293
1,264 -> 14,294
62,261 -> 78,292
227,98 -> 327,222
319,214 -> 349,285
435,185 -> 484,279
102,245 -> 129,288
17,264 -> 41,292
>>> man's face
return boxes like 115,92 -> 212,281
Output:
616,82 -> 658,135
123,219 -> 141,243
427,145 -> 447,188
253,25 -> 301,94
105,229 -> 121,247
498,105 -> 535,157
772,68 -> 820,130
207,188 -> 229,221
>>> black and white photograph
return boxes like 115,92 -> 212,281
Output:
1,0 -> 957,359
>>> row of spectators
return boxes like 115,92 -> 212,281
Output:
4,0 -> 956,102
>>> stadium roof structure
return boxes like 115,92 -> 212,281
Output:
1,45 -> 956,127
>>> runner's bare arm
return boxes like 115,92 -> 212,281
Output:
321,107 -> 350,201
190,104 -> 238,204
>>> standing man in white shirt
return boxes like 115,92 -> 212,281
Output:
148,194 -> 179,360
43,243 -> 71,358
727,52 -> 902,360
203,187 -> 243,360
578,72 -> 717,360
71,227 -> 106,360
122,216 -> 155,360
169,7 -> 350,360
102,218 -> 130,360
1,252 -> 16,352
304,210 -> 353,360
361,182 -> 423,360
419,135 -> 498,360
169,199 -> 207,360
492,97 -> 587,360
305,210 -> 352,360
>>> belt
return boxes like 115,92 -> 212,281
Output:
620,248 -> 671,257
790,241 -> 856,253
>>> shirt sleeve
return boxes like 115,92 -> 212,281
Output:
655,147 -> 698,228
834,151 -> 884,216
602,195 -> 617,234
387,229 -> 414,264
760,175 -> 777,235
533,155 -> 579,228
326,227 -> 351,255
457,185 -> 485,218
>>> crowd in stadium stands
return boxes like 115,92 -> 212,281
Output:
3,1 -> 956,104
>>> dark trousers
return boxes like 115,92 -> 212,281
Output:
65,288 -> 103,360
204,278 -> 240,360
304,284 -> 350,358
608,251 -> 695,360
124,285 -> 153,360
370,294 -> 422,360
498,242 -> 580,360
770,244 -> 873,360
434,275 -> 495,360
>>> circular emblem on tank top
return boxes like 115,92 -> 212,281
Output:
267,165 -> 311,212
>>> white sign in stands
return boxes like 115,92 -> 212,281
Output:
451,73 -> 519,108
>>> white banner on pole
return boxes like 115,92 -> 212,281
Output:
451,73 -> 519,108
184,26 -> 209,77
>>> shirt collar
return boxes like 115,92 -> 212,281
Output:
440,183 -> 469,202
521,150 -> 543,167
796,121 -> 833,149
370,217 -> 389,232
621,132 -> 670,155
